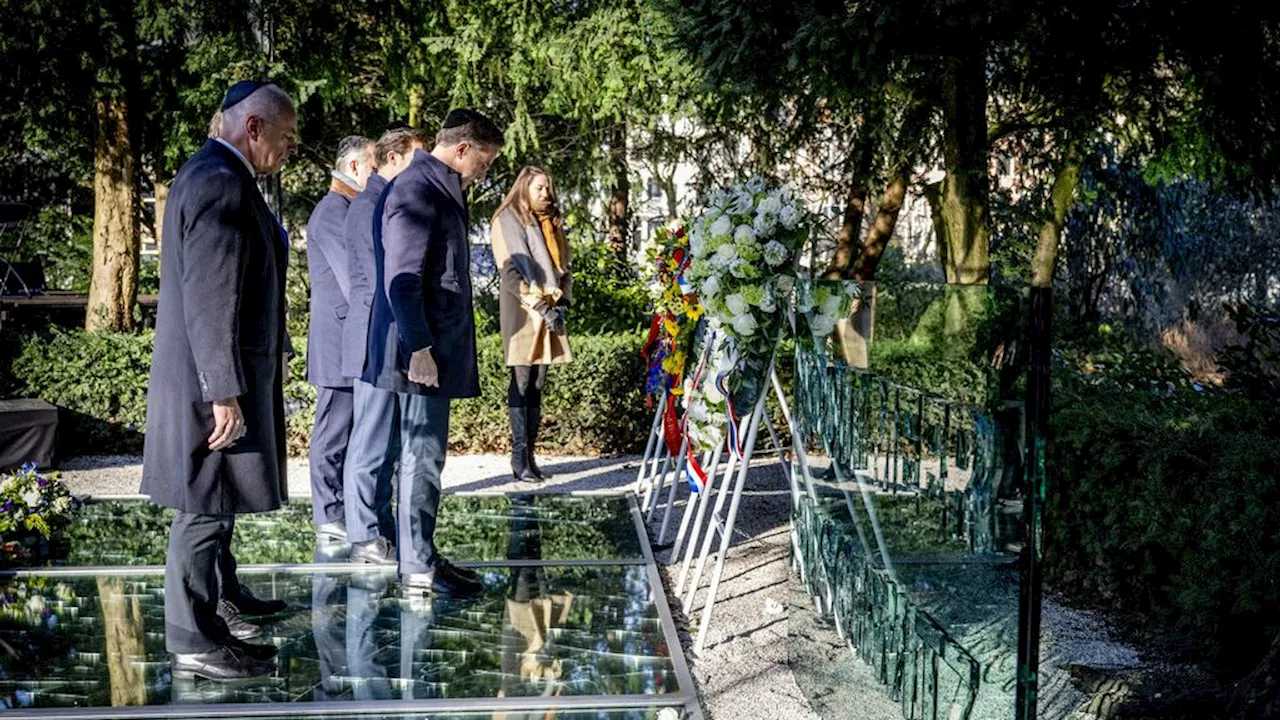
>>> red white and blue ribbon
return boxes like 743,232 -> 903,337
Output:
716,346 -> 743,459
685,443 -> 708,492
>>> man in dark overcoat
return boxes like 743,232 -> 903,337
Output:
305,134 -> 374,541
341,126 -> 428,563
364,109 -> 504,596
141,81 -> 297,681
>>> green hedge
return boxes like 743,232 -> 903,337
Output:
5,328 -> 650,457
1046,365 -> 1280,671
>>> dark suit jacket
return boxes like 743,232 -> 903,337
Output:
363,149 -> 479,398
340,173 -> 387,380
306,188 -> 354,388
141,140 -> 288,515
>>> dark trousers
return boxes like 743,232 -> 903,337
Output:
310,385 -> 354,526
396,394 -> 451,575
507,365 -> 548,408
343,379 -> 400,543
164,511 -> 242,653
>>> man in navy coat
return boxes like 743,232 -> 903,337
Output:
141,81 -> 296,681
364,109 -> 504,596
341,125 -> 428,560
304,135 -> 374,541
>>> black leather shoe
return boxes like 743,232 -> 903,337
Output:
226,636 -> 278,660
351,536 -> 397,566
438,557 -> 479,582
315,520 -> 347,543
217,599 -> 262,640
171,645 -> 274,682
402,563 -> 484,597
225,586 -> 287,617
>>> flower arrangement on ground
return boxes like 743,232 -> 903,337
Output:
0,463 -> 81,566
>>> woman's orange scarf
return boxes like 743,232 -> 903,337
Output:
535,212 -> 565,272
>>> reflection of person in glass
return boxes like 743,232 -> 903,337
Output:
310,546 -> 348,700
495,495 -> 574,715
345,571 -> 393,701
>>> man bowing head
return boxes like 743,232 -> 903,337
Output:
364,108 -> 504,596
141,80 -> 296,682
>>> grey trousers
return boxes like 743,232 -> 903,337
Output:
310,385 -> 354,526
396,394 -> 451,575
343,379 -> 400,543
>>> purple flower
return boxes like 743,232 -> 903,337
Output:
37,478 -> 47,488
20,462 -> 36,473
2,500 -> 10,512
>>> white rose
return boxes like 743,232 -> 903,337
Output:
731,313 -> 759,336
710,215 -> 733,240
725,293 -> 749,316
715,242 -> 738,263
699,275 -> 721,299
704,381 -> 725,404
21,488 -> 39,507
734,224 -> 756,245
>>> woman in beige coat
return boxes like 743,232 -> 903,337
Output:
490,166 -> 572,482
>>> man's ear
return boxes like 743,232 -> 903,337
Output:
455,141 -> 472,158
246,115 -> 265,141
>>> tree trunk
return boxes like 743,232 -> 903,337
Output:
823,140 -> 874,280
938,53 -> 991,286
606,124 -> 631,270
96,576 -> 146,706
1031,150 -> 1081,288
86,91 -> 139,332
851,171 -> 909,281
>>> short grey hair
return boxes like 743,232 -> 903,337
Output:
335,135 -> 374,170
220,83 -> 295,132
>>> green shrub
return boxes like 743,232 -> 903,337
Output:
9,328 -> 153,455
563,238 -> 651,335
1045,347 -> 1280,671
7,328 -> 650,458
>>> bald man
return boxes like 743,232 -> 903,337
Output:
141,80 -> 298,681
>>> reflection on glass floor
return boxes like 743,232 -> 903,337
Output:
0,495 -> 696,719
19,494 -> 643,569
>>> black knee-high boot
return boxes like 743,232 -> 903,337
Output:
526,404 -> 549,481
509,407 -> 540,483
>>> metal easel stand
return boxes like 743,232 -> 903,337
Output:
646,337 -> 715,530
671,328 -> 796,655
634,390 -> 668,496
